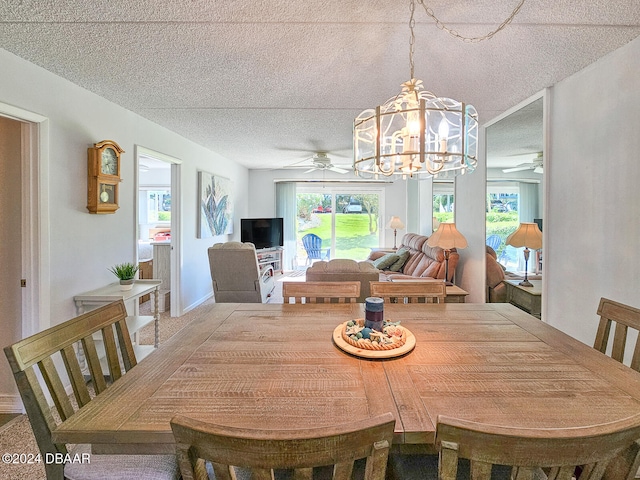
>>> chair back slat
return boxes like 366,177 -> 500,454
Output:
82,335 -> 108,393
171,412 -> 395,480
593,297 -> 640,371
102,324 -> 123,381
370,281 -> 446,304
38,356 -> 75,421
3,300 -> 138,480
60,344 -> 92,407
282,281 -> 360,304
435,414 -> 640,480
115,318 -> 137,371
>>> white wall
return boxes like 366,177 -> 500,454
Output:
455,134 -> 487,303
0,48 -> 249,326
546,36 -> 640,345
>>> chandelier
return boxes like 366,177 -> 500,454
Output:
353,0 -> 524,179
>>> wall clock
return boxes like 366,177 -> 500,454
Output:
87,140 -> 124,214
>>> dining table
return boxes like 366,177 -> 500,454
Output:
52,302 -> 640,455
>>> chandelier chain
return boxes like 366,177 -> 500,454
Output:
409,0 -> 416,80
416,0 -> 526,43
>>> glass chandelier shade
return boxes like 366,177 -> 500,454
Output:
354,78 -> 478,179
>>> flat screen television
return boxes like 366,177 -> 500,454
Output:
534,218 -> 543,232
241,218 -> 284,250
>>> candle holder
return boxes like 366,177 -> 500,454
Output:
365,297 -> 384,331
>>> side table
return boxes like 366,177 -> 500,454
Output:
444,284 -> 469,303
503,279 -> 542,318
74,280 -> 162,357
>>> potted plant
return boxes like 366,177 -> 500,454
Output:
109,262 -> 139,291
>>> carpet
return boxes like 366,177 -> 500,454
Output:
0,413 -> 46,479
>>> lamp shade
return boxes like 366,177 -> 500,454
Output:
505,222 -> 542,249
387,216 -> 405,230
426,223 -> 468,250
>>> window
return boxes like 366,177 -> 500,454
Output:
433,181 -> 454,226
145,190 -> 171,223
295,186 -> 383,268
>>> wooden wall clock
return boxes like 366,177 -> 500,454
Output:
87,140 -> 124,214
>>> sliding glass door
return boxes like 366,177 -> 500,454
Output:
295,186 -> 383,268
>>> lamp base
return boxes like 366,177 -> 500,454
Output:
518,279 -> 534,287
444,281 -> 453,286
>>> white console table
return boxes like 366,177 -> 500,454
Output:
74,280 -> 162,359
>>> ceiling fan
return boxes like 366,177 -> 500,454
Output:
285,152 -> 352,174
502,152 -> 544,174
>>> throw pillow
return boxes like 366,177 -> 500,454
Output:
388,248 -> 410,272
373,252 -> 400,270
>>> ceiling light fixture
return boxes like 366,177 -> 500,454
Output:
353,0 -> 525,180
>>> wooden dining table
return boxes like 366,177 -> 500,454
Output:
52,302 -> 640,455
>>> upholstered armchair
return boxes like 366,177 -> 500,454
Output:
208,241 -> 275,303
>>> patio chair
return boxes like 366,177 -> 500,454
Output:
485,234 -> 502,251
170,412 -> 395,480
302,233 -> 330,266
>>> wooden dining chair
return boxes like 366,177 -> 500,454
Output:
433,414 -> 640,480
170,411 -> 395,480
3,300 -> 179,480
369,281 -> 446,304
593,297 -> 640,371
282,281 -> 360,304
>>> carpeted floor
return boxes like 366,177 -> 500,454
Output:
0,272 -> 309,479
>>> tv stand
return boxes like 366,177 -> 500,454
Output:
256,247 -> 284,275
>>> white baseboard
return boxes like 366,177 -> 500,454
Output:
183,292 -> 213,315
0,394 -> 24,413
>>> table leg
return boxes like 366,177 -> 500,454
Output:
154,286 -> 159,348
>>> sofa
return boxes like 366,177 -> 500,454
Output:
367,233 -> 459,282
486,245 -> 542,302
305,259 -> 381,302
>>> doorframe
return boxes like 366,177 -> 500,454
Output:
134,145 -> 182,317
0,102 -> 50,338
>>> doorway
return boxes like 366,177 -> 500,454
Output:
135,146 -> 182,317
0,103 -> 48,413
295,185 -> 384,267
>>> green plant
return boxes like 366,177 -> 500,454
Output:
108,262 -> 139,280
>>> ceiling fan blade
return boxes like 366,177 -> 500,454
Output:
282,156 -> 314,168
329,166 -> 349,174
304,167 -> 318,174
533,166 -> 544,174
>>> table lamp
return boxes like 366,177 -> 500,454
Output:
505,222 -> 542,287
426,223 -> 467,285
387,216 -> 405,250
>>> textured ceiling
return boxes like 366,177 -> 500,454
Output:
1,1 -> 638,170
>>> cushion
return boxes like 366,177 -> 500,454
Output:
486,251 -> 506,288
388,248 -> 410,272
373,252 -> 400,270
64,444 -> 179,480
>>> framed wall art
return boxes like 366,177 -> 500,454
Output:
198,171 -> 233,238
